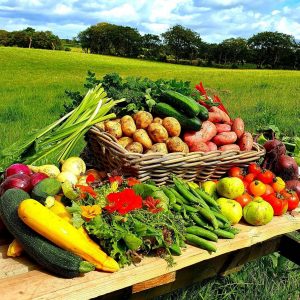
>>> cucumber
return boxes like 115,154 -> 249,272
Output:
162,90 -> 202,117
0,189 -> 94,278
153,102 -> 201,131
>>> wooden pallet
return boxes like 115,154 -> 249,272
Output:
0,213 -> 300,300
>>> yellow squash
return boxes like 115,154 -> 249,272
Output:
18,199 -> 119,272
7,239 -> 23,257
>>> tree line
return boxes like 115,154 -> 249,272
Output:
0,23 -> 299,70
0,27 -> 62,50
77,23 -> 300,70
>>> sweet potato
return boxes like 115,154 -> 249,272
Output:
208,107 -> 231,124
125,142 -> 143,153
120,115 -> 136,137
133,129 -> 152,150
238,132 -> 253,151
105,120 -> 122,138
232,118 -> 244,139
147,123 -> 169,143
166,137 -> 186,153
215,123 -> 231,133
133,111 -> 153,129
212,132 -> 237,146
219,144 -> 240,151
183,121 -> 217,149
189,142 -> 209,153
162,117 -> 181,137
206,141 -> 218,151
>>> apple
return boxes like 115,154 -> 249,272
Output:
217,197 -> 243,225
243,197 -> 274,226
217,177 -> 244,199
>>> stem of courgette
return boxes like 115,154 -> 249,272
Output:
79,261 -> 96,273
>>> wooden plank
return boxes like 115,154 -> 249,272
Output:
132,272 -> 176,293
0,214 -> 299,300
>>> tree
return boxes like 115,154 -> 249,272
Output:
140,34 -> 162,59
23,27 -> 35,48
162,25 -> 202,61
0,30 -> 9,46
248,31 -> 297,68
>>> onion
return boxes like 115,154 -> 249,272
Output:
61,157 -> 86,176
5,163 -> 31,178
286,180 -> 300,198
30,172 -> 49,187
276,155 -> 299,181
57,171 -> 78,185
0,174 -> 32,196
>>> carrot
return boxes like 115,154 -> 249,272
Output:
213,132 -> 237,146
232,118 -> 245,139
183,121 -> 217,147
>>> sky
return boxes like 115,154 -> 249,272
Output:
0,0 -> 300,43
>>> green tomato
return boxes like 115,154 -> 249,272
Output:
217,197 -> 243,225
217,177 -> 244,199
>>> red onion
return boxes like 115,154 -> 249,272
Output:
262,139 -> 286,170
0,174 -> 32,196
286,180 -> 300,198
275,155 -> 299,181
5,163 -> 31,178
30,172 -> 48,187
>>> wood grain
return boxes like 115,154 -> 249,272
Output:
0,213 -> 299,300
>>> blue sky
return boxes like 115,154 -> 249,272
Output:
0,0 -> 299,42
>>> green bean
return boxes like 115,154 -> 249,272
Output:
210,209 -> 231,225
170,203 -> 182,212
213,228 -> 235,239
182,204 -> 198,213
188,187 -> 210,209
190,213 -> 214,231
197,207 -> 219,229
222,226 -> 241,235
162,187 -> 176,205
185,234 -> 217,252
186,226 -> 218,242
169,188 -> 189,205
195,188 -> 220,210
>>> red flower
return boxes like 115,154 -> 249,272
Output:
143,196 -> 163,213
86,173 -> 96,184
105,188 -> 142,215
75,185 -> 97,199
127,177 -> 141,187
108,175 -> 123,185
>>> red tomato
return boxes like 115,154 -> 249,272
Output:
272,177 -> 286,192
249,180 -> 266,196
228,167 -> 244,179
244,173 -> 255,183
262,184 -> 275,200
280,190 -> 299,211
235,193 -> 252,207
257,170 -> 275,184
264,193 -> 288,216
248,163 -> 261,176
243,180 -> 249,191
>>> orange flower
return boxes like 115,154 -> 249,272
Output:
80,205 -> 102,221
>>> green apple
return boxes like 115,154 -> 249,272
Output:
243,197 -> 274,226
217,177 -> 244,199
201,181 -> 217,198
217,197 -> 243,225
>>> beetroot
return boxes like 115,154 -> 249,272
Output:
275,155 -> 299,181
286,180 -> 300,198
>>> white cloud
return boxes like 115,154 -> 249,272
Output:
54,4 -> 73,15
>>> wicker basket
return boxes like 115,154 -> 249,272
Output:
86,126 -> 265,185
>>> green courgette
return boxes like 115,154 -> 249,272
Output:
154,102 -> 201,130
0,188 -> 94,278
162,90 -> 202,117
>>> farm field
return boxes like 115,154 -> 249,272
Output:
0,46 -> 300,150
0,46 -> 300,299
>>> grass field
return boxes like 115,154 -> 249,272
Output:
0,46 -> 300,299
0,46 -> 300,149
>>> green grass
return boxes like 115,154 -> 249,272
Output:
0,46 -> 300,299
1,46 -> 300,149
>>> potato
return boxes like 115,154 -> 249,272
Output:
125,142 -> 143,153
238,132 -> 253,151
133,111 -> 153,129
215,123 -> 231,134
232,118 -> 245,139
95,121 -> 105,131
153,117 -> 163,125
147,123 -> 168,143
206,141 -> 218,151
118,137 -> 133,148
188,141 -> 209,152
166,137 -> 185,153
150,143 -> 168,154
212,132 -> 237,146
162,117 -> 181,137
121,115 -> 136,137
104,120 -> 122,138
218,144 -> 240,151
183,143 -> 189,153
133,129 -> 152,150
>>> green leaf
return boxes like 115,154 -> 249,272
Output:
133,183 -> 159,198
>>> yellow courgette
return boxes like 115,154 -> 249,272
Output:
7,239 -> 23,257
18,199 -> 119,272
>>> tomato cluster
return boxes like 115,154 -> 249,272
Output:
228,163 -> 299,215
